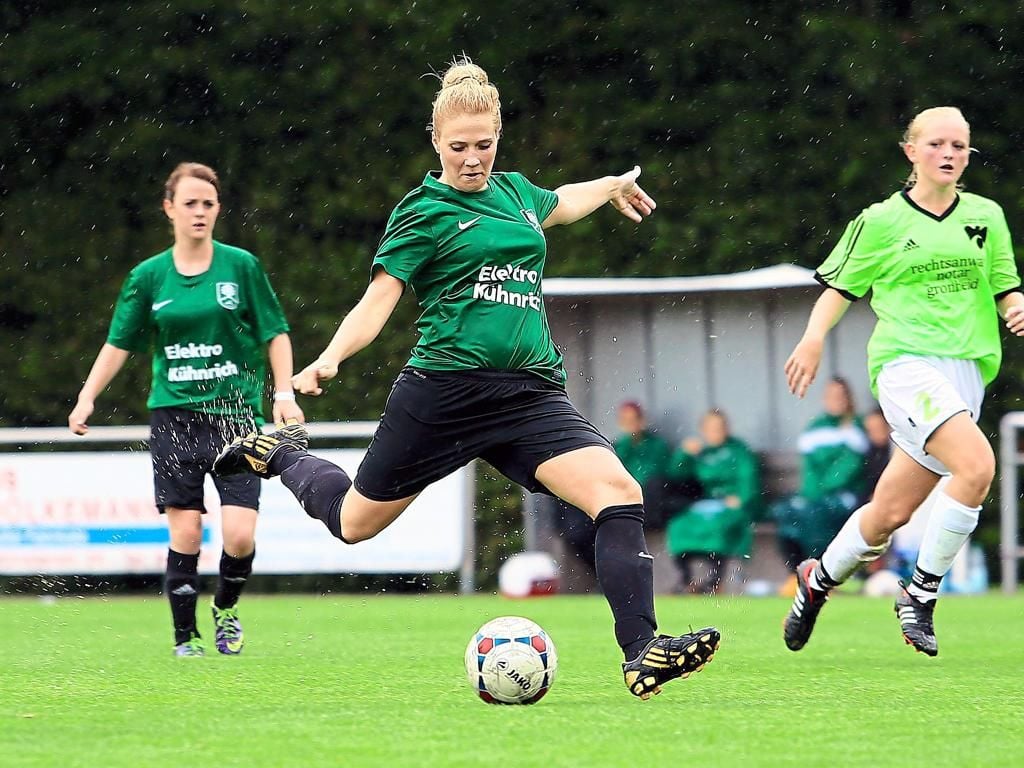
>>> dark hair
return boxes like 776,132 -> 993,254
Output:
164,162 -> 220,201
618,400 -> 645,419
828,376 -> 856,418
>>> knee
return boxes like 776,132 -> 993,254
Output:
869,496 -> 919,533
608,472 -> 643,505
221,529 -> 255,557
953,448 -> 996,499
170,521 -> 203,552
338,519 -> 379,545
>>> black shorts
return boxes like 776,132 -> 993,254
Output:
354,368 -> 612,502
150,407 -> 260,513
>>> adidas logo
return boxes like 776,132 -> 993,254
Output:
903,238 -> 919,252
245,455 -> 268,474
171,584 -> 198,596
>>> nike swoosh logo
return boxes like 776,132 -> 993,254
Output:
638,552 -> 655,560
458,216 -> 482,231
152,300 -> 174,311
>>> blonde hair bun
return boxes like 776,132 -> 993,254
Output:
441,62 -> 489,89
430,56 -> 502,137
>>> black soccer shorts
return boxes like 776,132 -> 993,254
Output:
150,407 -> 260,513
353,367 -> 613,502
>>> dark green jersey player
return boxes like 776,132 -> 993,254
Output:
215,58 -> 721,699
69,163 -> 303,657
781,107 -> 1024,658
107,240 -> 290,418
373,170 -> 563,383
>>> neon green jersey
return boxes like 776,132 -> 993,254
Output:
372,172 -> 564,384
816,190 -> 1021,393
106,241 -> 289,420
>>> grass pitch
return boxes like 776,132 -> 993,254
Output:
2,593 -> 1022,767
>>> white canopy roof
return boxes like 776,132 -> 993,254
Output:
544,263 -> 817,297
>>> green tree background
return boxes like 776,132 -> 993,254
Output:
3,1 -> 1023,586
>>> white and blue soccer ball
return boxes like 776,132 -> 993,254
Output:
465,616 -> 557,704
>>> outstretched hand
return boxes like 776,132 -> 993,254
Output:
784,337 -> 824,399
292,359 -> 339,397
609,166 -> 656,223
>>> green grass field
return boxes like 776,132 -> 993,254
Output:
3,593 -> 1023,768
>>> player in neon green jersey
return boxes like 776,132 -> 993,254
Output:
216,58 -> 719,698
781,107 -> 1024,656
69,163 -> 303,656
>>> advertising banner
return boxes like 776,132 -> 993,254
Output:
0,450 -> 467,575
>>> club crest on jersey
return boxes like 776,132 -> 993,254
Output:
964,225 -> 987,249
216,282 -> 240,310
521,208 -> 542,233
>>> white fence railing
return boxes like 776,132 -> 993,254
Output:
999,412 -> 1024,594
0,423 -> 476,593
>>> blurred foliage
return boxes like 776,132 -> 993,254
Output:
3,1 -> 1024,587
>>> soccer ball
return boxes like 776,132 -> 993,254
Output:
465,616 -> 557,704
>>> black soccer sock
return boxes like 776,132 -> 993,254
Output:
811,560 -> 840,592
279,454 -> 352,542
165,549 -> 200,645
594,504 -> 657,661
268,444 -> 305,475
909,565 -> 942,602
214,548 -> 255,609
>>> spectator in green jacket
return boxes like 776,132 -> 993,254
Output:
558,400 -> 673,574
613,400 -> 672,493
773,377 -> 868,569
665,409 -> 760,594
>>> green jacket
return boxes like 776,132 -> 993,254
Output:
665,437 -> 760,557
614,431 -> 672,488
797,414 -> 868,502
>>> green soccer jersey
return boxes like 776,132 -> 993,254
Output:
106,241 -> 289,420
372,171 -> 564,384
816,190 -> 1021,393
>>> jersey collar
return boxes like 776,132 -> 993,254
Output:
900,189 -> 960,222
423,171 -> 493,197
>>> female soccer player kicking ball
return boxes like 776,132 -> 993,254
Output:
69,163 -> 303,656
215,58 -> 719,698
782,107 -> 1024,656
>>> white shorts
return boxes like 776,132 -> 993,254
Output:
876,356 -> 984,476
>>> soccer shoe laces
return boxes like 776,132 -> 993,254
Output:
213,606 -> 242,639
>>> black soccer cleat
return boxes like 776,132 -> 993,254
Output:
783,558 -> 830,651
213,421 -> 308,479
622,628 -> 721,700
894,585 -> 938,657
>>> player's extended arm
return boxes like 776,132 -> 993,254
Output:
784,288 -> 851,398
544,166 -> 656,227
292,271 -> 405,396
998,291 -> 1024,336
68,343 -> 131,434
267,333 -> 304,424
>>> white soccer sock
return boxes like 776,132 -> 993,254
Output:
812,506 -> 889,590
908,491 -> 980,603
